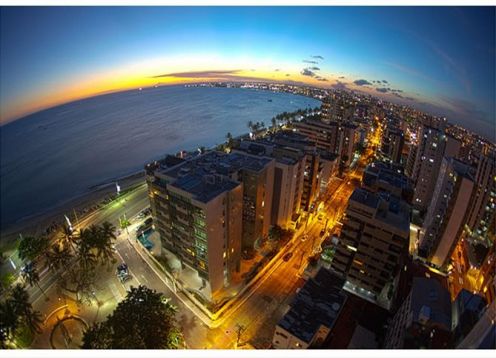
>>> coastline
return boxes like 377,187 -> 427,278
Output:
1,86 -> 319,252
0,171 -> 146,250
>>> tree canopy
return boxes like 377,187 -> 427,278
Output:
82,285 -> 182,349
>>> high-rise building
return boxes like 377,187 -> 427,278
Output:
331,188 -> 410,302
237,137 -> 305,229
146,151 -> 275,299
411,126 -> 461,213
321,94 -> 354,123
464,147 -> 496,244
418,157 -> 474,268
362,161 -> 414,204
381,126 -> 405,164
384,277 -> 452,349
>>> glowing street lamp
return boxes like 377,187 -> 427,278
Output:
116,182 -> 121,196
64,215 -> 73,232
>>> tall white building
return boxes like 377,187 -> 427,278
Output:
419,157 -> 474,268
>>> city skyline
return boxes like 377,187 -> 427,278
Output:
1,6 -> 494,138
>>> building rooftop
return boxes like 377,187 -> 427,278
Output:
277,268 -> 347,344
363,161 -> 413,199
410,277 -> 452,330
156,151 -> 272,203
349,188 -> 411,233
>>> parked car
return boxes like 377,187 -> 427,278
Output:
282,252 -> 293,262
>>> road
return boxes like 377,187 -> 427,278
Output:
26,125 -> 381,349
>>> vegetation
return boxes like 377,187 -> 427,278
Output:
0,284 -> 43,348
17,236 -> 48,262
81,285 -> 182,349
15,221 -> 118,305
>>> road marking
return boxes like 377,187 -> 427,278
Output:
109,282 -> 122,301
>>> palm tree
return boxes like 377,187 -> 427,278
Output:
247,120 -> 253,132
21,262 -> 48,301
45,243 -> 72,273
271,117 -> 277,132
225,132 -> 233,148
0,300 -> 19,348
96,222 -> 117,264
58,225 -> 77,252
77,228 -> 96,270
10,284 -> 42,334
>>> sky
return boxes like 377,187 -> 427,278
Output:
1,6 -> 494,136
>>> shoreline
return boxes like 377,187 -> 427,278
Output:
0,91 -> 318,251
0,171 -> 146,250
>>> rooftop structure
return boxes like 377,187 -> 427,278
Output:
272,268 -> 347,349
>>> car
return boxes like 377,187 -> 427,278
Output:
116,262 -> 130,282
318,214 -> 323,221
282,252 -> 293,262
320,229 -> 326,237
301,234 -> 308,242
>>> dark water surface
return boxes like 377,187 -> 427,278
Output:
0,85 -> 319,230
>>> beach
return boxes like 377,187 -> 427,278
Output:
0,171 -> 146,252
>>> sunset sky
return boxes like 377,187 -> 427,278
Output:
1,6 -> 494,135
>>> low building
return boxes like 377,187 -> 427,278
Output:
452,289 -> 487,345
457,299 -> 496,348
384,277 -> 452,348
272,268 -> 347,349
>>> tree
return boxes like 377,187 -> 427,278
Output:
17,236 -> 48,262
81,285 -> 182,349
268,226 -> 282,241
225,132 -> 234,148
20,262 -> 48,300
247,120 -> 254,132
0,300 -> 19,348
58,225 -> 77,251
271,117 -> 277,132
45,243 -> 73,273
9,284 -> 43,335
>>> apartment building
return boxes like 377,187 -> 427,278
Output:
331,188 -> 411,301
419,157 -> 474,268
146,151 -> 274,299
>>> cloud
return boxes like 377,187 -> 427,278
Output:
391,92 -> 404,98
338,76 -> 345,79
391,89 -> 403,93
382,80 -> 388,84
301,68 -> 316,77
309,66 -> 320,71
353,79 -> 372,86
303,60 -> 318,64
286,73 -> 291,77
274,69 -> 280,72
376,87 -> 390,93
332,80 -> 349,90
153,70 -> 242,78
315,76 -> 328,82
311,55 -> 324,60
151,69 -> 275,83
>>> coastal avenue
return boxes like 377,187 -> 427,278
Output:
27,125 -> 380,349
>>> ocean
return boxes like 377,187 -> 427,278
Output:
0,85 -> 320,230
